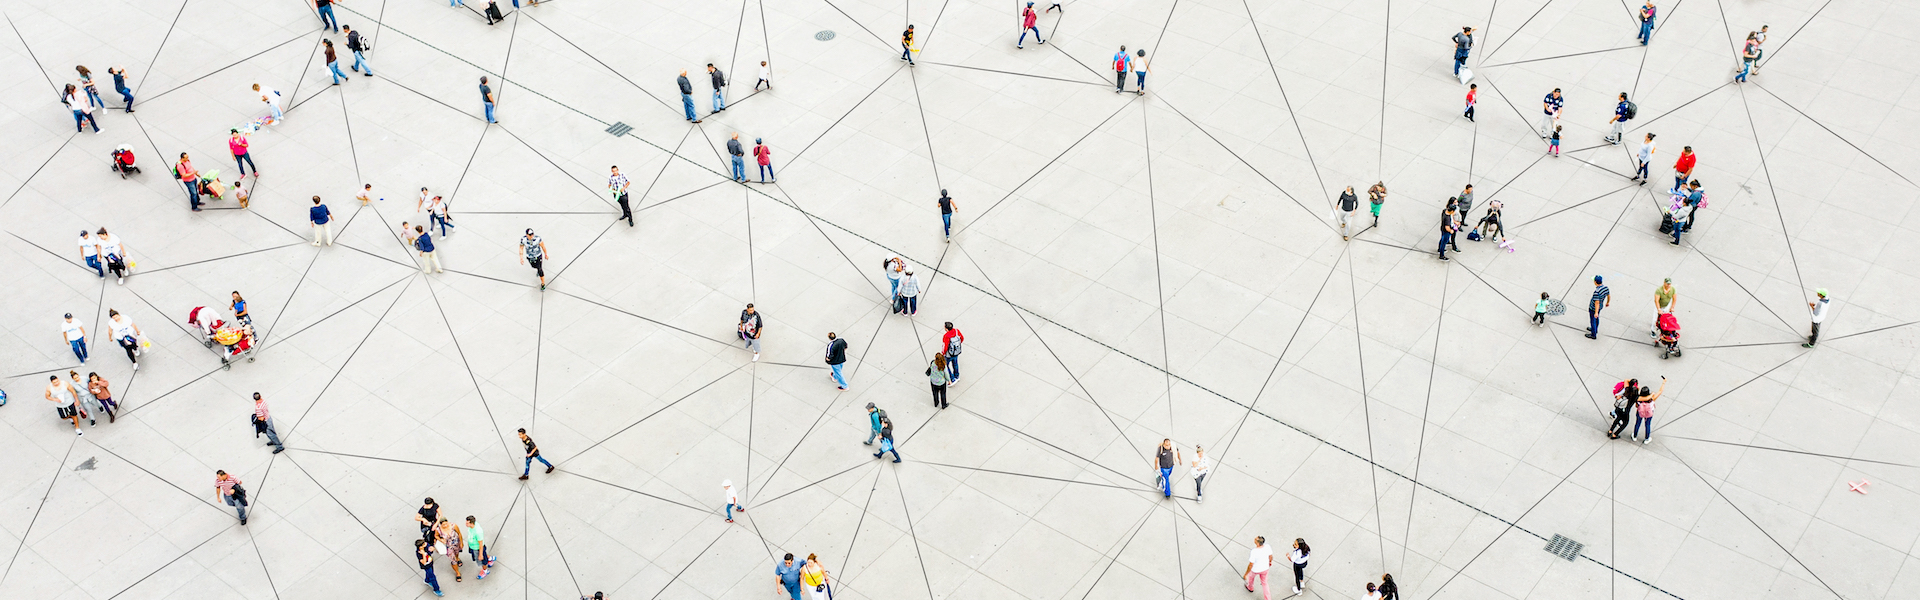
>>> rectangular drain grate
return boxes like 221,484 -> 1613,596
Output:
1544,534 -> 1584,561
605,122 -> 632,137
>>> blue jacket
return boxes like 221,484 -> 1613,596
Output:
310,204 -> 332,225
414,232 -> 434,252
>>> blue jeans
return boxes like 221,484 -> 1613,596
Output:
1589,311 -> 1601,336
85,89 -> 105,108
72,110 -> 98,132
902,43 -> 914,63
759,164 -> 773,182
268,102 -> 283,121
941,212 -> 951,236
85,255 -> 104,277
1633,414 -> 1653,438
830,363 -> 847,389
1638,20 -> 1653,44
225,495 -> 247,520
328,61 -> 347,84
69,338 -> 88,362
235,152 -> 256,176
352,50 -> 370,74
889,277 -> 899,297
423,566 -> 441,593
1454,50 -> 1468,74
945,354 -> 959,380
731,155 -> 745,181
185,179 -> 201,209
1736,60 -> 1751,82
682,94 -> 697,120
1158,467 -> 1173,496
116,86 -> 133,109
484,101 -> 496,123
1437,232 -> 1452,257
523,454 -> 553,476
899,296 -> 917,314
1636,160 -> 1650,179
431,212 -> 454,236
1135,71 -> 1146,89
1019,27 -> 1042,46
1672,221 -> 1684,244
712,89 -> 725,112
875,438 -> 899,461
261,418 -> 284,448
317,4 -> 338,31
726,503 -> 738,520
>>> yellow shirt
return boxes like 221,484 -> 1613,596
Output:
801,566 -> 826,587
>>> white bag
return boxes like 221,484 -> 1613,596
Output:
1457,67 -> 1474,85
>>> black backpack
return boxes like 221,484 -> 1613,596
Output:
1623,101 -> 1638,119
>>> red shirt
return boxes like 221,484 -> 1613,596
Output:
177,159 -> 197,182
1673,152 -> 1696,173
1465,89 -> 1476,105
754,144 -> 771,165
942,329 -> 963,354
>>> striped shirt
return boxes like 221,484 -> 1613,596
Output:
1591,285 -> 1611,312
216,476 -> 242,495
254,401 -> 271,421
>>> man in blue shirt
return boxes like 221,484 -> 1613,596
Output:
863,402 -> 887,445
1113,45 -> 1131,92
413,226 -> 444,273
309,196 -> 333,247
1638,1 -> 1657,45
1606,93 -> 1631,144
1538,88 -> 1563,137
774,553 -> 807,600
1587,276 -> 1610,339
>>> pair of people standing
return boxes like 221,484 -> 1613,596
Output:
726,134 -> 773,183
885,256 -> 922,315
1111,46 -> 1149,94
1609,377 -> 1666,443
925,322 -> 964,408
1244,537 -> 1313,598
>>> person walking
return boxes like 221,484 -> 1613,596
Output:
415,539 -> 444,597
1152,438 -> 1179,498
1367,182 -> 1386,226
885,254 -> 905,298
480,76 -> 497,123
799,554 -> 832,600
1637,1 -> 1657,45
1538,88 -> 1563,137
1605,93 -> 1633,144
1632,133 -> 1657,183
1288,538 -> 1312,595
415,497 -> 443,536
76,66 -> 106,109
106,309 -> 143,369
678,70 -> 699,122
64,84 -> 100,133
520,229 -> 549,290
1670,146 -> 1696,194
215,470 -> 248,524
1018,2 -> 1045,48
901,25 -> 916,65
1463,83 -> 1476,121
229,128 -> 257,177
1378,574 -> 1399,600
608,165 -> 633,225
727,133 -> 747,182
1747,25 -> 1769,75
1533,292 -> 1551,327
1608,378 -> 1639,439
941,322 -> 963,381
755,60 -> 771,90
826,332 -> 849,390
1190,445 -> 1211,503
1437,206 -> 1456,261
176,152 -> 202,211
1244,536 -> 1273,599
775,553 -> 807,600
927,354 -> 950,409
1651,278 -> 1676,339
463,515 -> 494,578
1631,377 -> 1666,443
432,517 -> 465,582
61,312 -> 89,364
421,194 -> 455,237
1586,275 -> 1610,339
68,371 -> 105,428
936,189 -> 956,240
108,67 -> 134,112
707,64 -> 727,113
1132,49 -> 1149,95
79,231 -> 103,278
315,0 -> 341,32
310,196 -> 334,246
753,139 -> 774,183
1549,125 -> 1562,156
46,375 -> 85,434
97,228 -> 130,284
414,226 -> 444,274
722,479 -> 745,522
895,268 -> 921,315
518,428 -> 554,479
252,392 -> 286,453
345,25 -> 372,76
253,83 -> 283,123
1803,289 -> 1831,347
85,373 -> 117,423
1452,27 -> 1473,76
1735,37 -> 1759,82
1112,45 -> 1131,92
1336,186 -> 1358,240
323,39 -> 348,85
739,303 -> 762,361
871,417 -> 900,462
863,402 -> 887,445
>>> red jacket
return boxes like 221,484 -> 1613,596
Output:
942,329 -> 963,354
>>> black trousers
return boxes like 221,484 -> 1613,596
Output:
931,384 -> 947,407
1608,408 -> 1630,437
616,192 -> 632,225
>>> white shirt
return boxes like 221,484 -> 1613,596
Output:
356,189 -> 371,203
67,93 -> 92,114
725,487 -> 738,504
109,316 -> 138,341
1248,546 -> 1272,573
1190,456 -> 1212,478
1289,549 -> 1309,565
62,319 -> 86,341
1638,141 -> 1656,162
79,235 -> 98,257
48,382 -> 76,405
258,86 -> 280,106
759,65 -> 771,80
1811,297 -> 1830,323
97,235 -> 123,259
426,196 -> 448,216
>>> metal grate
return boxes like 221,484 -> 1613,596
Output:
605,122 -> 632,137
815,30 -> 836,41
1544,534 -> 1584,561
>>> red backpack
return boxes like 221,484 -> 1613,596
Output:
1114,54 -> 1127,71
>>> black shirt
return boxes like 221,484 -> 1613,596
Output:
418,503 -> 439,526
417,545 -> 434,569
728,138 -> 745,156
740,311 -> 762,336
677,75 -> 693,95
480,84 -> 492,103
938,195 -> 952,214
710,69 -> 725,90
1338,190 -> 1358,211
522,436 -> 539,457
825,338 -> 847,365
347,31 -> 365,52
1441,212 -> 1455,232
1156,446 -> 1175,468
902,29 -> 913,45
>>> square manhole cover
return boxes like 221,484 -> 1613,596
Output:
1544,534 -> 1583,561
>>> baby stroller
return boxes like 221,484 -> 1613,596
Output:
1656,313 -> 1682,359
188,306 -> 226,347
110,145 -> 140,178
213,325 -> 257,369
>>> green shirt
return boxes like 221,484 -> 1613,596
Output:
465,524 -> 484,549
1655,286 -> 1674,309
1535,299 -> 1552,312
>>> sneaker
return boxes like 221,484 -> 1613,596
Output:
545,465 -> 554,474
752,353 -> 759,362
863,440 -> 873,446
273,447 -> 285,454
517,475 -> 529,480
76,428 -> 83,436
1642,438 -> 1651,445
241,518 -> 248,525
1801,343 -> 1815,348
892,458 -> 901,463
873,452 -> 883,458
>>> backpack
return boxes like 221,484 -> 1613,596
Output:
1623,101 -> 1638,119
929,365 -> 948,386
1114,55 -> 1127,71
945,337 -> 961,356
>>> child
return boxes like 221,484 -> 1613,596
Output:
1464,83 -> 1476,121
356,183 -> 372,206
755,61 -> 770,90
1533,292 -> 1550,326
1549,125 -> 1561,156
232,181 -> 250,209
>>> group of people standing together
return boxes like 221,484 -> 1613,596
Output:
60,64 -> 134,133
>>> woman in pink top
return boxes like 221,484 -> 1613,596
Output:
753,138 -> 774,183
230,128 -> 256,177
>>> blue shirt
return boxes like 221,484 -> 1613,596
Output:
1114,52 -> 1130,72
414,232 -> 434,252
776,559 -> 808,590
1590,285 -> 1610,312
112,72 -> 128,91
1543,93 -> 1563,115
1615,101 -> 1630,119
310,204 -> 331,225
